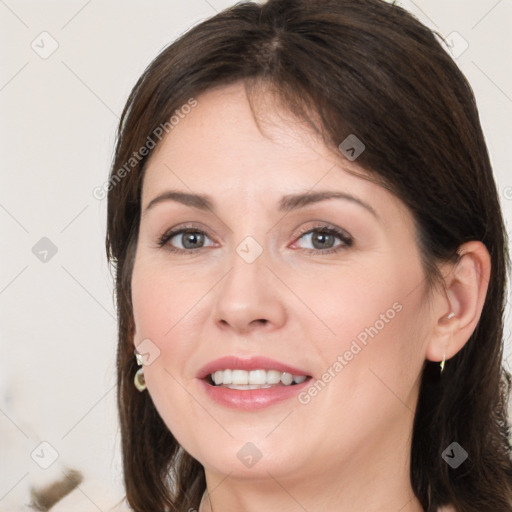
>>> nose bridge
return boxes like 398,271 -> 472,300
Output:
212,232 -> 286,333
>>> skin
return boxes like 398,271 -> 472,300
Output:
130,81 -> 490,512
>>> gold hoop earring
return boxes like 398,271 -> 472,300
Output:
134,350 -> 147,391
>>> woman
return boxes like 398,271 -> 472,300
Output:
105,0 -> 512,510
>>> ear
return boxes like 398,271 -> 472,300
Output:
425,241 -> 491,364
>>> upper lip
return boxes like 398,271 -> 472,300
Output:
196,356 -> 311,379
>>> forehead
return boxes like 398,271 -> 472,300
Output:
140,82 -> 411,228
145,82 -> 331,174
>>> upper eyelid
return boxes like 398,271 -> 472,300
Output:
162,222 -> 348,237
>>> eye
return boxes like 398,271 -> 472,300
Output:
156,223 -> 353,255
157,225 -> 215,253
292,225 -> 353,254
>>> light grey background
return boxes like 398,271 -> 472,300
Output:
1,0 -> 511,510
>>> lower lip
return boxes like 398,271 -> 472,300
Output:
198,377 -> 313,410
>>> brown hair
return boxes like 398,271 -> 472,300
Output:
105,0 -> 512,510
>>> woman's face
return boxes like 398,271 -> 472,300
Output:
131,81 -> 435,484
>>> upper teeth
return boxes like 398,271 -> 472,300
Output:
211,369 -> 307,386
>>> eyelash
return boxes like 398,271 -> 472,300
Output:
156,223 -> 353,255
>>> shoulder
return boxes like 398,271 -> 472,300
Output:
438,506 -> 456,512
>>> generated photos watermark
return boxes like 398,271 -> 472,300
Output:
298,301 -> 403,404
92,97 -> 198,200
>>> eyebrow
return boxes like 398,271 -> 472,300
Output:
143,189 -> 378,219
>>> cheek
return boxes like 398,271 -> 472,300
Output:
300,255 -> 426,392
130,261 -> 191,389
130,262 -> 204,443
294,261 -> 406,348
131,256 -> 199,343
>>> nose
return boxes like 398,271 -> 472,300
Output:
212,247 -> 287,335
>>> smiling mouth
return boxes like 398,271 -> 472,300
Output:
206,369 -> 312,389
